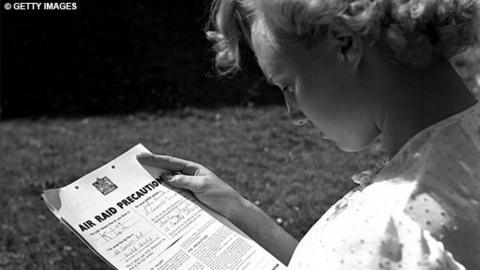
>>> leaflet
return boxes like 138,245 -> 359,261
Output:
42,144 -> 285,270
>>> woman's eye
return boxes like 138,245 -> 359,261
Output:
281,85 -> 293,94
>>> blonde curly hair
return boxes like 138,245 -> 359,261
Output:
206,0 -> 480,74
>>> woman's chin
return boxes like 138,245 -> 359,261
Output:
331,132 -> 380,152
337,145 -> 364,153
334,140 -> 371,153
318,128 -> 378,152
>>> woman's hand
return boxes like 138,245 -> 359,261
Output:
136,153 -> 245,221
136,152 -> 298,265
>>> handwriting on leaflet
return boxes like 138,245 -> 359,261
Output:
78,179 -> 164,232
89,211 -> 169,266
136,190 -> 202,237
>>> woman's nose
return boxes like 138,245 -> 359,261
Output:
283,92 -> 309,126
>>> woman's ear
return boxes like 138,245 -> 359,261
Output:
333,31 -> 363,71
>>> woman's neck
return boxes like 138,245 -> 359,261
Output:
376,58 -> 478,158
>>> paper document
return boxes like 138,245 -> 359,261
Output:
42,144 -> 285,270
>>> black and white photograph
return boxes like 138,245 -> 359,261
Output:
1,0 -> 480,269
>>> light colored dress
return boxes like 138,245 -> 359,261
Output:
288,102 -> 480,269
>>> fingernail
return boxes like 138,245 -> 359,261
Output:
169,175 -> 180,182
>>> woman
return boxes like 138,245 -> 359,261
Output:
138,0 -> 480,268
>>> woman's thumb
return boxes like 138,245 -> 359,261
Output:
166,174 -> 205,193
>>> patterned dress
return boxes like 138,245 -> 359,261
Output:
288,102 -> 480,269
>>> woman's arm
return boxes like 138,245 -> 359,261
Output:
137,153 -> 298,265
228,196 -> 298,265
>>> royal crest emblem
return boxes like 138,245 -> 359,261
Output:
92,176 -> 117,195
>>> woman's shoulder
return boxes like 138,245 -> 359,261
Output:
289,180 -> 465,269
289,102 -> 480,269
382,100 -> 480,269
375,101 -> 480,233
377,101 -> 480,181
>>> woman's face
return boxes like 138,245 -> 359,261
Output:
251,25 -> 380,152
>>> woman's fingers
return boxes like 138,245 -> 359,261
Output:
136,153 -> 200,175
166,175 -> 206,193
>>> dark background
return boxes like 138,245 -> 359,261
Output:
0,1 -> 283,118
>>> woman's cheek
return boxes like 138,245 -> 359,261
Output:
297,88 -> 330,125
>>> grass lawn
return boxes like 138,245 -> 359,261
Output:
0,106 -> 388,269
